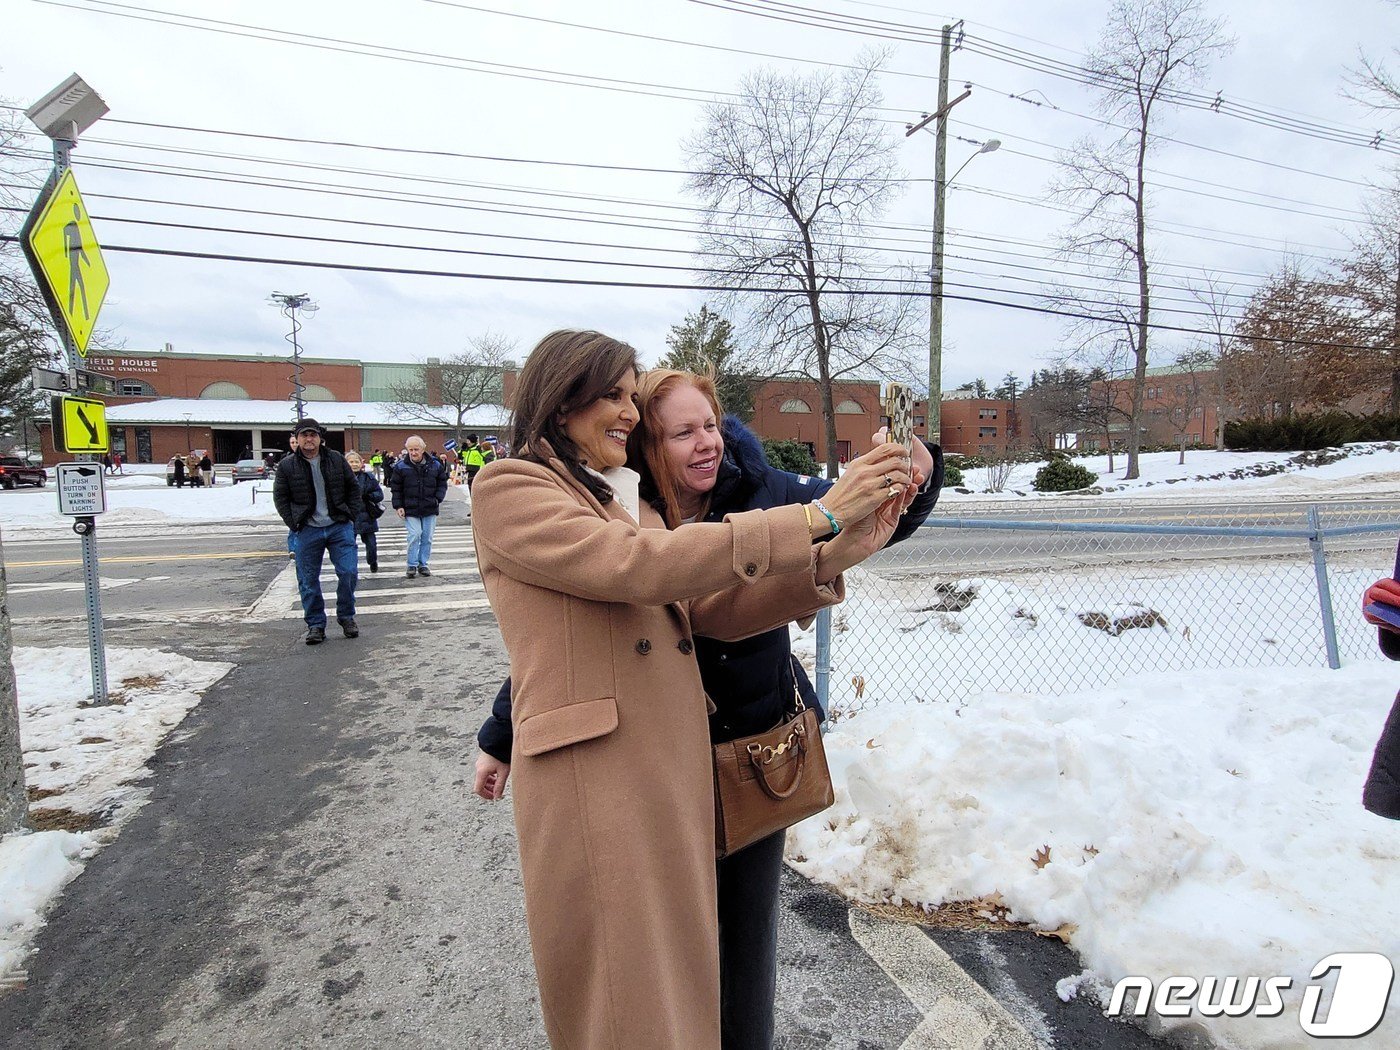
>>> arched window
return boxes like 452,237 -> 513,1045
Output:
835,399 -> 865,415
200,381 -> 250,399
117,378 -> 158,397
779,398 -> 812,414
302,384 -> 336,402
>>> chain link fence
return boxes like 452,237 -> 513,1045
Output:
801,500 -> 1400,723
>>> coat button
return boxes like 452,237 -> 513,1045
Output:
678,639 -> 693,655
744,562 -> 758,576
635,639 -> 651,655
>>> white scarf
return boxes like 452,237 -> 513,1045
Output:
584,465 -> 641,525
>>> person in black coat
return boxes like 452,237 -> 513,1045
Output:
1361,543 -> 1400,818
345,451 -> 385,573
273,419 -> 364,644
389,435 -> 449,579
473,372 -> 942,1050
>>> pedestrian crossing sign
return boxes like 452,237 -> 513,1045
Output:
52,394 -> 109,454
21,168 -> 109,357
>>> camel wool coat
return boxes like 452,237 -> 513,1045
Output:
471,452 -> 844,1050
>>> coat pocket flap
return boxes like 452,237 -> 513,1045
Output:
517,697 -> 619,757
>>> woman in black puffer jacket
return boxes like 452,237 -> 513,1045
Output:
473,371 -> 942,1050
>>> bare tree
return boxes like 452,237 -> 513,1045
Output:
1,99 -> 64,450
1046,0 -> 1231,480
1344,0 -> 1400,122
388,332 -> 515,447
1187,274 -> 1241,448
1166,347 -> 1213,463
686,54 -> 921,475
1227,260 -> 1354,419
1340,179 -> 1400,412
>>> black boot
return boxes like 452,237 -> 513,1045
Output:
304,625 -> 326,645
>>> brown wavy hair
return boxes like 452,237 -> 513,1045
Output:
510,329 -> 639,505
628,369 -> 724,529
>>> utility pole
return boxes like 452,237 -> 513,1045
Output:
905,23 -> 967,447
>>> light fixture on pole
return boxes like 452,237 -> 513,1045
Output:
269,292 -> 317,422
182,412 -> 192,450
347,415 -> 355,453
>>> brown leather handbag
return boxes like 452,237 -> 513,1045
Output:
713,660 -> 835,860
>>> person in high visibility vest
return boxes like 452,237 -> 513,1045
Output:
462,433 -> 487,490
370,450 -> 384,480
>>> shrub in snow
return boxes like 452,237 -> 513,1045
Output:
1033,455 -> 1097,492
942,463 -> 964,486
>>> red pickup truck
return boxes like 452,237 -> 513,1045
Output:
0,456 -> 48,490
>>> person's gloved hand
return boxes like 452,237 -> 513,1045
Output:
1362,577 -> 1400,631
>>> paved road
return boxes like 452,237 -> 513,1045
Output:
0,512 -> 1173,1048
867,496 -> 1400,574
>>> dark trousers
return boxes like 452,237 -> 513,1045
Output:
717,829 -> 785,1050
293,521 -> 358,628
359,529 -> 378,570
466,466 -> 480,490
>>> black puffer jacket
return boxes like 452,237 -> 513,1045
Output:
477,417 -> 944,761
272,447 -> 362,531
390,455 -> 448,518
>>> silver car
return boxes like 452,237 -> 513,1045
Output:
230,459 -> 267,483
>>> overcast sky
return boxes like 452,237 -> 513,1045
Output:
2,0 -> 1397,393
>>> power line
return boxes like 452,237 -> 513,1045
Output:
0,232 -> 1379,352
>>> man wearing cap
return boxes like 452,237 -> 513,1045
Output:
273,418 -> 364,645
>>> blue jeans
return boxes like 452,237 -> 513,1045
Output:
294,520 -> 358,628
405,514 -> 437,568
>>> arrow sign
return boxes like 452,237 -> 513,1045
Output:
75,405 -> 99,443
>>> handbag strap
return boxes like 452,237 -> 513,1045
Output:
746,723 -> 808,800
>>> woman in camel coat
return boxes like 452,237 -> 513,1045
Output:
470,330 -> 912,1049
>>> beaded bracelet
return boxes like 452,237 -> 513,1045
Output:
812,498 -> 842,536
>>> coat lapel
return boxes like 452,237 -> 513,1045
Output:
534,442 -> 692,633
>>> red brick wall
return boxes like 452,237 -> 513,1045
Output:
88,354 -> 362,404
748,380 -> 883,463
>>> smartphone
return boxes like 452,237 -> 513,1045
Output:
883,383 -> 915,454
1366,600 -> 1400,632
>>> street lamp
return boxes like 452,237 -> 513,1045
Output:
347,415 -> 355,454
182,412 -> 192,450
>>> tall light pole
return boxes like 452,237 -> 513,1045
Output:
347,414 -> 355,454
182,411 -> 192,450
269,292 -> 317,422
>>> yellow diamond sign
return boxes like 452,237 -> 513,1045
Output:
52,395 -> 109,454
22,168 -> 109,357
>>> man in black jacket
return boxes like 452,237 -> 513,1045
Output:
273,419 -> 364,645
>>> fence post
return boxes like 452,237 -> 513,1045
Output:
1308,504 -> 1341,669
815,606 -> 832,719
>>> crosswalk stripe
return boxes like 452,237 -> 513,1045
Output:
280,597 -> 492,618
847,910 -> 1041,1050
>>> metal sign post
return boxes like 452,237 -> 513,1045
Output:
22,76 -> 111,705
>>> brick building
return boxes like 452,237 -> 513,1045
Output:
36,346 -> 1015,465
1076,364 -> 1220,451
38,348 -> 509,466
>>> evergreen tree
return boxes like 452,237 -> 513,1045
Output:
659,305 -> 761,422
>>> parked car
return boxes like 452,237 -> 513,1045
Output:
166,450 -> 210,486
231,459 -> 268,484
0,456 -> 47,489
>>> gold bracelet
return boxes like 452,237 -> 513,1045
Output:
803,502 -> 814,534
